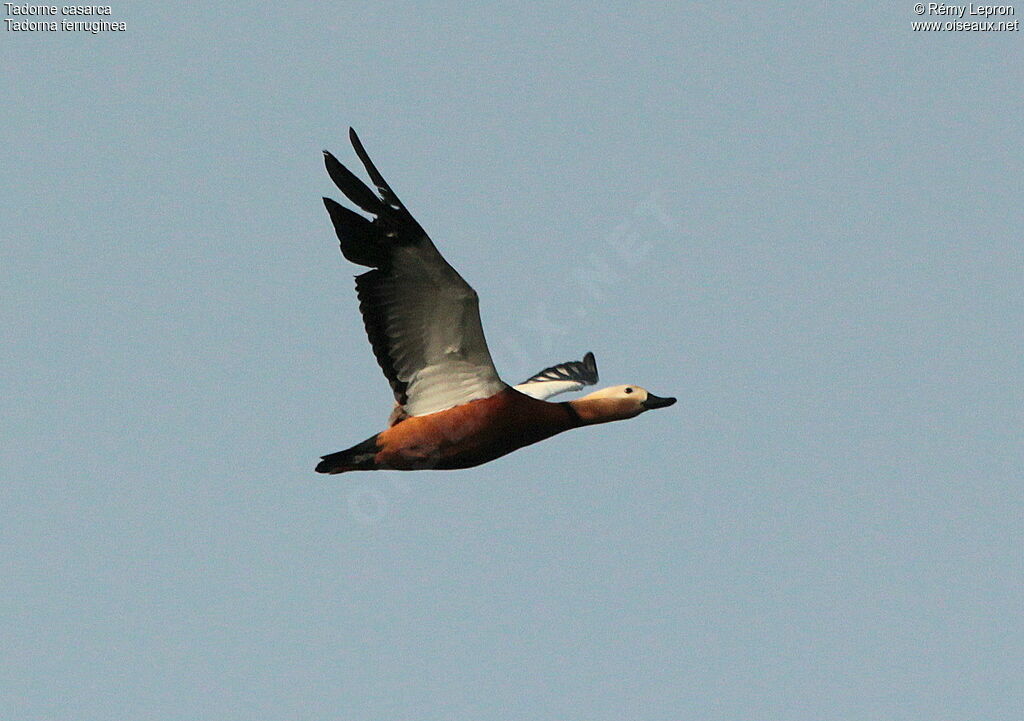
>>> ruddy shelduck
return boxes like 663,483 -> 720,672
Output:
316,130 -> 675,474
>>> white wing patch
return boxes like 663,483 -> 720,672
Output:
513,352 -> 598,401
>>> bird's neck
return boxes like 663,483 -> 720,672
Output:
565,398 -> 638,426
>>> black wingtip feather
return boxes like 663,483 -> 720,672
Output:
323,149 -> 384,215
323,197 -> 386,268
347,129 -> 401,205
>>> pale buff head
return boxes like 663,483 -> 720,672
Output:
570,384 -> 676,424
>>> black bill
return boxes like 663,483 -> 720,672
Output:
643,393 -> 677,410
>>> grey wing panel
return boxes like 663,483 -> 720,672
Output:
324,129 -> 508,415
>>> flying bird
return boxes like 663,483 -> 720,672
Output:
316,130 -> 675,474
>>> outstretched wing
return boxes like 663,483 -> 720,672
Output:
513,352 -> 598,401
323,129 -> 507,418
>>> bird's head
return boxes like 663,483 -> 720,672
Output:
570,384 -> 676,424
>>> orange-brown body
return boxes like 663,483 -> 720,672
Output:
374,388 -> 580,470
315,384 -> 670,474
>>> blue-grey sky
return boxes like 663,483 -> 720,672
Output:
3,3 -> 1023,719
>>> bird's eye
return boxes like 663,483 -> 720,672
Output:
624,387 -> 634,394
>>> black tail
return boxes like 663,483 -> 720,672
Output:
315,435 -> 380,474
